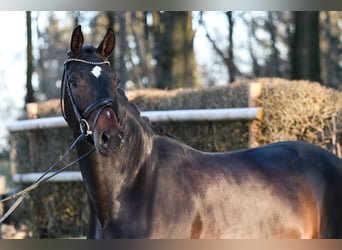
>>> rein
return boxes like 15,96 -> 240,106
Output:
0,132 -> 95,224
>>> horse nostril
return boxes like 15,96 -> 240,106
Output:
101,131 -> 110,145
98,129 -> 125,152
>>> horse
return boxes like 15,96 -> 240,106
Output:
61,25 -> 342,239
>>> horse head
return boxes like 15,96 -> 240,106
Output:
61,25 -> 124,156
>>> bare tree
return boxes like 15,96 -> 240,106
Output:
292,11 -> 321,83
123,11 -> 155,88
153,11 -> 199,89
265,12 -> 281,76
320,11 -> 342,90
226,11 -> 236,82
242,12 -> 293,79
26,11 -> 35,103
199,11 -> 238,83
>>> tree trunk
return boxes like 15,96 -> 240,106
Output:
154,12 -> 199,89
26,11 -> 35,103
320,11 -> 342,90
200,11 -> 237,84
292,11 -> 321,83
266,12 -> 281,77
118,12 -> 127,85
226,11 -> 236,83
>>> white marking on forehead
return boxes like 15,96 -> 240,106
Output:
91,66 -> 102,78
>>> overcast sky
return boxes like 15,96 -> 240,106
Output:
0,12 -> 26,151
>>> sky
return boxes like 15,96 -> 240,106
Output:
0,12 -> 27,151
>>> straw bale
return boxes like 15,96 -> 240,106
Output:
257,78 -> 342,156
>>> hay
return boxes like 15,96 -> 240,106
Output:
128,83 -> 249,111
257,78 -> 342,156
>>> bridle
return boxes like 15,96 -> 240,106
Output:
61,58 -> 120,140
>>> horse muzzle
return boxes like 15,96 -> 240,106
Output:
92,106 -> 124,156
94,127 -> 125,156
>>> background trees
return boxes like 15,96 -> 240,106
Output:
153,11 -> 199,89
320,11 -> 342,90
25,11 -> 34,103
25,11 -> 342,103
292,11 -> 321,83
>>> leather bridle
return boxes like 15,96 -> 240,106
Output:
61,58 -> 120,138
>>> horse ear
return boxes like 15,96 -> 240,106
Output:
97,28 -> 115,59
70,25 -> 84,56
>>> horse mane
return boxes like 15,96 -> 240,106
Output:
117,88 -> 176,139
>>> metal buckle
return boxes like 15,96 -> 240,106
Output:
80,119 -> 92,136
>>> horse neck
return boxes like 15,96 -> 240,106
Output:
119,101 -> 155,176
76,100 -> 156,225
76,92 -> 154,184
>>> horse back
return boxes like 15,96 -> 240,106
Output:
149,140 -> 342,238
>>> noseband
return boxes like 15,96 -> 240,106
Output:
61,58 -> 120,138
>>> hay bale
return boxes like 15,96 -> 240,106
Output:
257,78 -> 342,156
127,83 -> 251,152
128,83 -> 248,111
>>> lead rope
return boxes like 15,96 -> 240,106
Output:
0,133 -> 94,224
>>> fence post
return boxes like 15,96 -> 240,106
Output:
248,82 -> 263,148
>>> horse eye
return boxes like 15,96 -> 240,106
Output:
70,79 -> 79,88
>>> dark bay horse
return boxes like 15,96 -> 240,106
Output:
61,25 -> 342,238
